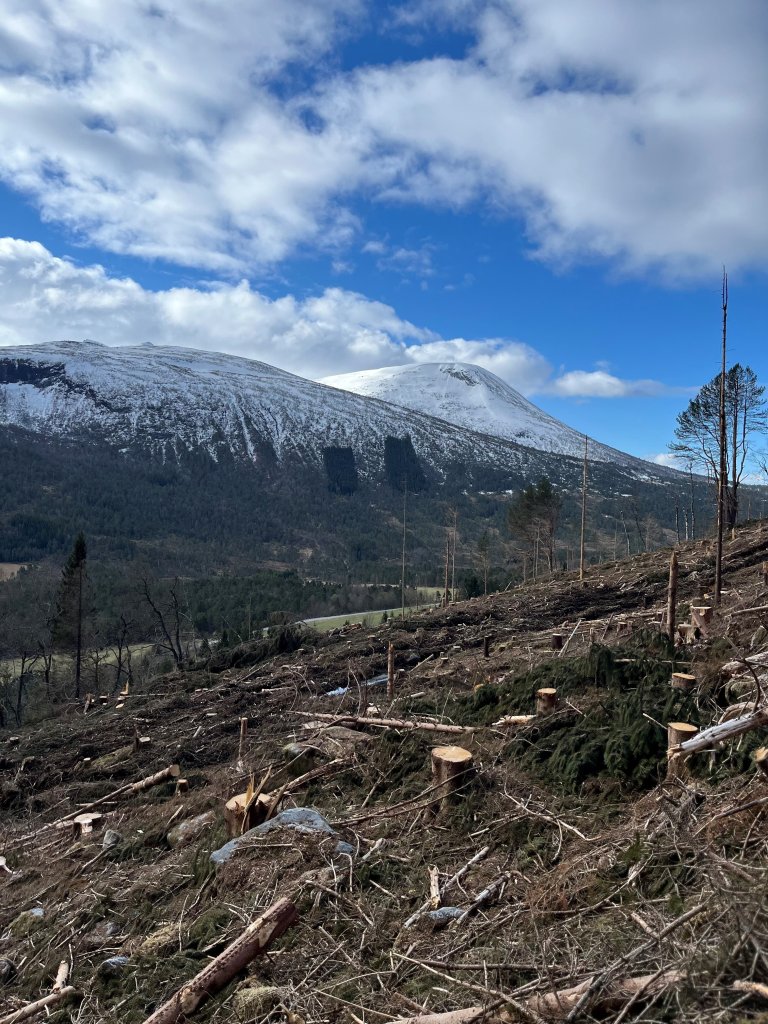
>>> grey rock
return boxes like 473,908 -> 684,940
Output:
167,811 -> 215,849
211,808 -> 336,864
102,829 -> 122,850
0,958 -> 17,985
98,956 -> 130,976
425,906 -> 463,928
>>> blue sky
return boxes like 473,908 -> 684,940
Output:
0,0 -> 766,462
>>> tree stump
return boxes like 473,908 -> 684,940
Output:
667,722 -> 698,777
671,673 -> 696,692
175,778 -> 189,795
224,792 -> 273,837
387,642 -> 395,701
535,688 -> 558,714
430,746 -> 473,815
691,606 -> 713,636
73,812 -> 104,838
755,747 -> 768,779
483,636 -> 490,658
550,634 -> 563,651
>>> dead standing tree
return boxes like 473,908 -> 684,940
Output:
141,578 -> 185,668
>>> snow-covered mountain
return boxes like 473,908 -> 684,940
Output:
322,362 -> 630,466
0,340 -> 548,478
0,342 -> 674,493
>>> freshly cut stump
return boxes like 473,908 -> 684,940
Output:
755,747 -> 768,779
671,673 -> 697,692
535,687 -> 558,714
224,792 -> 273,838
667,721 -> 699,777
430,746 -> 473,815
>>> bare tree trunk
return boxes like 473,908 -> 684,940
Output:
579,434 -> 588,578
667,549 -> 679,643
715,269 -> 728,604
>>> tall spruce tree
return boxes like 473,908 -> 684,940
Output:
53,532 -> 87,698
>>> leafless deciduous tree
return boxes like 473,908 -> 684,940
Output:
670,363 -> 766,530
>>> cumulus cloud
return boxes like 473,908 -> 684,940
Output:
0,2 -> 765,277
0,237 -> 671,396
550,370 -> 667,398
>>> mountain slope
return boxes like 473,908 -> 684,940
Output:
0,340 -> 549,478
321,362 -> 635,466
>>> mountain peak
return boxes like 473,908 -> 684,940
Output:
321,361 -> 625,463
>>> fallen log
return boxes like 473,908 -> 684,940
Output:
293,712 -> 474,735
141,896 -> 298,1024
0,987 -> 77,1024
384,970 -> 683,1024
674,708 -> 768,755
19,764 -> 181,841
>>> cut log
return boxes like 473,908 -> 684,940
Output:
676,708 -> 768,754
671,672 -> 697,691
550,633 -> 563,651
131,764 -> 180,793
430,746 -> 473,814
99,695 -> 109,705
293,711 -> 474,735
0,986 -> 78,1024
493,714 -> 536,728
22,762 -> 184,842
224,792 -> 273,838
535,688 -> 558,714
383,970 -> 683,1024
140,896 -> 299,1024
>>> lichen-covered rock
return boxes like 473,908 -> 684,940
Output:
211,808 -> 336,865
3,906 -> 44,939
167,810 -> 215,848
136,924 -> 178,957
232,985 -> 285,1019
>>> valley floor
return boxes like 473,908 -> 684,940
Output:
2,523 -> 768,1022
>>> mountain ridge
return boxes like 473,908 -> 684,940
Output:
321,361 -> 635,466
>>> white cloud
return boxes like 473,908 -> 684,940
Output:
0,2 -> 765,278
550,370 -> 667,398
322,0 -> 768,279
650,452 -> 685,469
0,237 -> 672,396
